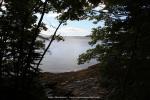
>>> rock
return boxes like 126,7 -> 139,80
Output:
45,81 -> 57,88
40,64 -> 107,99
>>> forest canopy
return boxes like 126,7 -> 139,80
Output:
0,0 -> 150,100
78,0 -> 150,100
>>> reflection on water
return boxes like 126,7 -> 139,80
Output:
40,36 -> 98,73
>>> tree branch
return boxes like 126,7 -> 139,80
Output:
25,0 -> 48,72
0,0 -> 3,8
36,21 -> 63,69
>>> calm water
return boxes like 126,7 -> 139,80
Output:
40,36 -> 98,73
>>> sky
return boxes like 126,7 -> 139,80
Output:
0,1 -> 105,36
38,12 -> 104,36
37,3 -> 106,36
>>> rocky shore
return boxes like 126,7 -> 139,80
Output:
40,64 -> 107,100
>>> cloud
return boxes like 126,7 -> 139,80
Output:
59,27 -> 90,36
40,26 -> 90,36
93,4 -> 106,11
45,12 -> 60,18
38,12 -> 93,36
40,25 -> 56,37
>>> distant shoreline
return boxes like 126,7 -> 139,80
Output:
38,34 -> 90,40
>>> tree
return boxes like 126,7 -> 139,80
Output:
0,0 -> 49,99
78,0 -> 150,100
0,0 -> 97,99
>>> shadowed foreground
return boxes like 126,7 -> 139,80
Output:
40,64 -> 107,99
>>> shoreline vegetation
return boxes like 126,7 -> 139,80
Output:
40,64 -> 107,99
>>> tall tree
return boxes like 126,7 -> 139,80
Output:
0,0 -> 49,99
0,0 -> 96,99
78,0 -> 150,100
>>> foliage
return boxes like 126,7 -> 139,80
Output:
0,0 -> 49,99
0,0 -> 99,99
78,0 -> 150,100
1,0 -> 150,99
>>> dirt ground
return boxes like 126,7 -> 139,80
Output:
40,64 -> 107,99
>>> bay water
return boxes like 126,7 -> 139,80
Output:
40,36 -> 98,73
